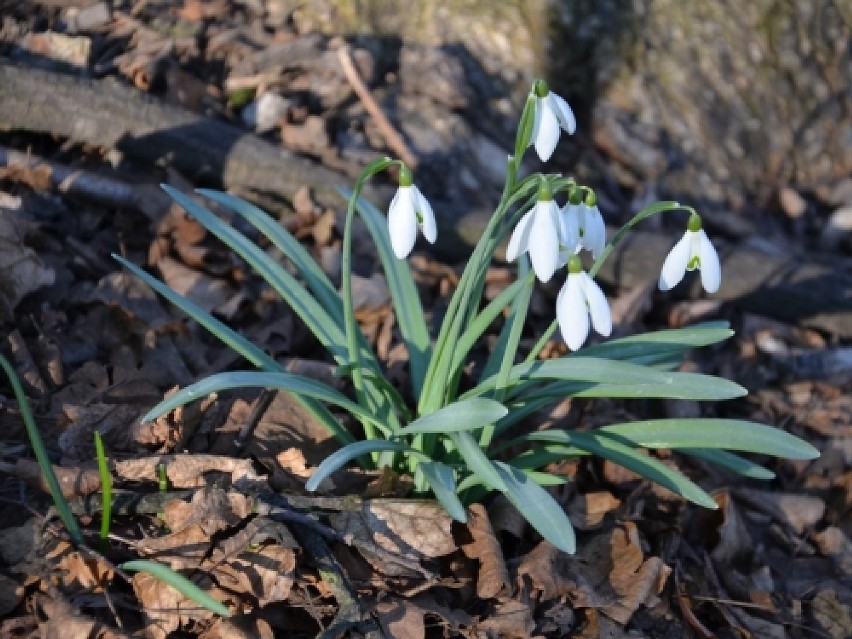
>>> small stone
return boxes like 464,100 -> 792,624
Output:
242,92 -> 290,133
820,205 -> 852,249
778,186 -> 807,219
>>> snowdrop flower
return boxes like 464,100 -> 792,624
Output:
529,80 -> 577,162
556,255 -> 612,351
577,191 -> 606,259
557,197 -> 581,263
658,212 -> 721,293
507,182 -> 562,283
387,165 -> 437,259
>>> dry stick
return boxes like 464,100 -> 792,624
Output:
337,46 -> 418,170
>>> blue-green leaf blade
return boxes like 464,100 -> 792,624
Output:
678,448 -> 776,479
493,461 -> 576,554
601,419 -> 819,459
419,461 -> 467,522
121,560 -> 231,617
396,398 -> 508,436
306,441 -> 425,491
113,255 -> 279,372
140,371 -> 362,444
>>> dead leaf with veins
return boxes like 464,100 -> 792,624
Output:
459,503 -> 510,599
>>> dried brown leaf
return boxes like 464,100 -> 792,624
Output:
114,454 -> 264,488
459,503 -> 510,599
131,570 -> 216,639
0,209 -> 54,321
375,600 -> 426,639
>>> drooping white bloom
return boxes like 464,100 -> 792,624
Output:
556,256 -> 612,351
658,213 -> 721,293
387,176 -> 437,260
507,187 -> 562,283
529,80 -> 577,162
557,201 -> 581,263
578,202 -> 606,259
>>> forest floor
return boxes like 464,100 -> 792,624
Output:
0,2 -> 849,638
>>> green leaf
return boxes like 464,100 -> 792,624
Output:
93,432 -> 112,543
451,431 -> 504,491
113,255 -> 279,371
419,461 -> 467,522
140,371 -> 362,443
395,398 -> 508,436
161,186 -> 350,363
508,445 -> 589,470
519,430 -> 718,509
196,190 -> 344,328
0,354 -> 84,545
600,419 -> 819,460
678,448 -> 776,480
306,441 -> 427,491
468,357 -> 746,402
346,190 -> 432,397
493,461 -> 576,554
121,560 -> 231,617
575,323 -> 733,364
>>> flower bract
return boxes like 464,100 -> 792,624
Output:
658,220 -> 721,293
556,260 -> 612,351
387,184 -> 437,259
530,82 -> 576,162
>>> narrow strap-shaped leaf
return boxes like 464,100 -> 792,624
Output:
508,445 -> 589,470
395,398 -> 508,436
450,275 -> 529,377
451,431 -> 504,492
162,186 -> 348,360
115,256 -> 359,449
121,560 -> 231,617
518,430 -> 718,508
346,190 -> 432,397
493,461 -> 576,554
305,440 -> 428,491
113,255 -> 279,371
196,189 -> 344,327
678,448 -> 775,480
419,461 -> 467,522
140,371 -> 373,443
0,354 -> 84,545
574,323 -> 733,363
467,357 -> 746,401
600,418 -> 819,459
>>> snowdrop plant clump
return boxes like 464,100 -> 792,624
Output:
121,78 -> 818,554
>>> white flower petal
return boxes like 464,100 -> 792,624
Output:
584,205 -> 606,258
387,187 -> 418,259
528,201 -> 560,282
414,186 -> 437,244
581,272 -> 612,337
658,231 -> 692,291
506,210 -> 535,262
557,274 -> 589,351
696,229 -> 721,293
548,92 -> 577,135
533,98 -> 560,162
558,204 -> 580,252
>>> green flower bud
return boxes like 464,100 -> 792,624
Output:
568,187 -> 583,205
567,254 -> 583,273
687,211 -> 702,232
399,164 -> 413,187
533,79 -> 550,98
537,179 -> 553,202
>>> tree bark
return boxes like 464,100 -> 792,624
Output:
0,60 -> 348,200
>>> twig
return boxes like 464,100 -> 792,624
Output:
337,46 -> 418,169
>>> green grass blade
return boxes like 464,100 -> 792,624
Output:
493,461 -> 576,554
394,398 -> 508,436
93,432 -> 112,543
113,255 -> 279,371
346,190 -> 432,397
305,441 -> 428,491
600,419 -> 819,459
121,560 -> 231,617
419,461 -> 467,522
678,448 -> 776,480
0,354 -> 83,545
196,189 -> 344,327
140,371 -> 367,443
